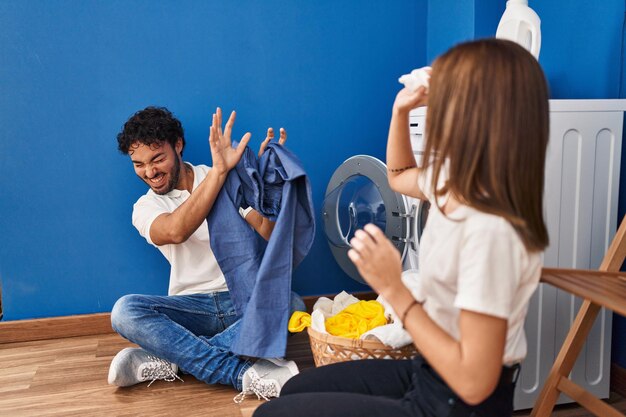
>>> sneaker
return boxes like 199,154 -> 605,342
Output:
107,347 -> 183,387
233,358 -> 299,403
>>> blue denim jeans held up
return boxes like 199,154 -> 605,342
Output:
207,142 -> 315,358
111,291 -> 305,390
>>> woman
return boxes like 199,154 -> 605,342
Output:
255,38 -> 550,417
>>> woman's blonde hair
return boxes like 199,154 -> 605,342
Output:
423,38 -> 549,251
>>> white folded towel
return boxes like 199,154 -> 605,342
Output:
360,269 -> 424,347
398,66 -> 431,92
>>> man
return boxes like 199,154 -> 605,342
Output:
109,106 -> 302,401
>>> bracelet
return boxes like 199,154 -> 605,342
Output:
388,164 -> 417,173
401,299 -> 421,329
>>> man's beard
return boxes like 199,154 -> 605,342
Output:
150,156 -> 181,195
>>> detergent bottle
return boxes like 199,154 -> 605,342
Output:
495,0 -> 541,59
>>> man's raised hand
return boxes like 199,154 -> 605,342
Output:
258,127 -> 287,157
208,107 -> 251,175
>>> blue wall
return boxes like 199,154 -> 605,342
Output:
1,0 -> 624,369
426,0 -> 503,63
427,0 -> 623,98
534,0 -> 624,99
0,1 -> 427,320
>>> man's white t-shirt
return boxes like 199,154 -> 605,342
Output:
416,167 -> 542,365
132,163 -> 251,296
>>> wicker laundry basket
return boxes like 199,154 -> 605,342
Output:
307,326 -> 418,366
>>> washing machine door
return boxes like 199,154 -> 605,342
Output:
322,155 -> 417,284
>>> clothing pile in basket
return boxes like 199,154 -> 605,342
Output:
288,284 -> 420,348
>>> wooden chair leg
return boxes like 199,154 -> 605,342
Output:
530,300 -> 601,417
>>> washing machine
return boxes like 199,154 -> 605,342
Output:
322,108 -> 429,283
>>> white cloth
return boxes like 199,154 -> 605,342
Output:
311,297 -> 334,319
132,163 -> 250,296
415,166 -> 542,365
311,291 -> 360,319
330,291 -> 360,315
398,66 -> 431,92
310,310 -> 328,334
361,322 -> 410,348
361,270 -> 422,348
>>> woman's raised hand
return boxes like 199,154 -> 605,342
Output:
393,85 -> 429,115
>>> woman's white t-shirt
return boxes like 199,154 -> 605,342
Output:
416,167 -> 542,365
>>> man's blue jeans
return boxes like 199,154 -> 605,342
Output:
111,291 -> 305,390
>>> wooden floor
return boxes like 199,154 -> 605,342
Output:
0,332 -> 624,417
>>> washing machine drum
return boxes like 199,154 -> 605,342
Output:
322,155 -> 429,284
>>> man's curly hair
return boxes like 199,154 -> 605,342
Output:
117,106 -> 185,156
